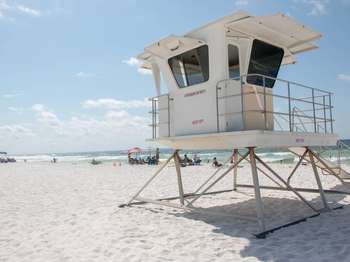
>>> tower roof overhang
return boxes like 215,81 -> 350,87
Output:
137,35 -> 206,70
224,12 -> 321,65
137,11 -> 321,67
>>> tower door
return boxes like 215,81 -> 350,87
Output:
223,41 -> 244,131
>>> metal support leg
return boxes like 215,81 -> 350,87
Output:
192,152 -> 235,195
233,149 -> 238,191
249,148 -> 266,232
310,150 -> 350,188
254,154 -> 319,213
287,148 -> 309,185
188,151 -> 249,206
238,151 -> 284,188
126,151 -> 176,206
174,151 -> 185,205
308,149 -> 330,210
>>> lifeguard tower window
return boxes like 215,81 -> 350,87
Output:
228,45 -> 240,79
168,45 -> 209,88
247,39 -> 284,88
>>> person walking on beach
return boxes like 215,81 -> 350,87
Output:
155,148 -> 160,165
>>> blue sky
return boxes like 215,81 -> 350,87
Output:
1,0 -> 350,154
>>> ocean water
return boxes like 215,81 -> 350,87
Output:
9,140 -> 350,165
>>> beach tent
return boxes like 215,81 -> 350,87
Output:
127,147 -> 143,154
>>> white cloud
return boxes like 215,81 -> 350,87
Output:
1,101 -> 151,153
82,98 -> 150,110
31,103 -> 149,131
137,67 -> 153,75
32,104 -> 45,112
0,1 -> 42,20
104,110 -> 148,127
8,107 -> 24,114
32,103 -> 148,132
337,74 -> 350,82
293,0 -> 328,16
0,0 -> 10,19
105,110 -> 129,119
235,0 -> 249,6
122,57 -> 152,75
308,0 -> 327,15
75,71 -> 95,79
2,92 -> 22,99
32,104 -> 61,127
68,111 -> 148,135
0,124 -> 35,139
58,111 -> 149,151
16,5 -> 41,17
122,57 -> 141,67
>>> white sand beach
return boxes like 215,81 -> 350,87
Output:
1,161 -> 350,262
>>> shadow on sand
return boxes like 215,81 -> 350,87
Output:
174,182 -> 350,261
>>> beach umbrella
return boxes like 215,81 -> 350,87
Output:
128,147 -> 142,154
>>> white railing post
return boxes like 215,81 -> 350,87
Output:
329,94 -> 334,133
323,95 -> 327,133
288,82 -> 292,132
167,95 -> 171,137
152,99 -> 155,139
241,76 -> 245,130
216,85 -> 220,133
312,89 -> 317,133
263,76 -> 267,130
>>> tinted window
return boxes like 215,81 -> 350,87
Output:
228,45 -> 240,79
168,45 -> 209,88
169,58 -> 186,87
247,39 -> 284,88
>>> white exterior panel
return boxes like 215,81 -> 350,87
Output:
137,11 -> 333,150
150,131 -> 338,150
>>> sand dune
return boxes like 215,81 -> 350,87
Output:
1,161 -> 350,261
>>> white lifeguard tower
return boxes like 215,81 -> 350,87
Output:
121,11 -> 350,238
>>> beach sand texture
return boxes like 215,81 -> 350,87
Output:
1,161 -> 350,262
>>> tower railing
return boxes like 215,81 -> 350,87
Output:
216,74 -> 334,134
149,74 -> 335,140
149,94 -> 171,139
335,140 -> 350,168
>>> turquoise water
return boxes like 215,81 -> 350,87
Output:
11,140 -> 350,164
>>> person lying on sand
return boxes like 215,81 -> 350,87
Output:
184,154 -> 193,165
212,157 -> 222,167
91,159 -> 102,165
